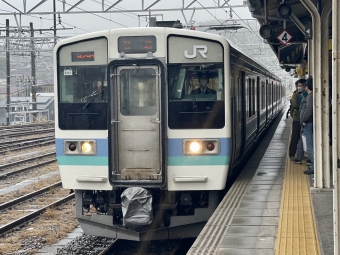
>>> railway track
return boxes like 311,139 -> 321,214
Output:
0,122 -> 54,131
0,128 -> 55,139
56,236 -> 194,255
0,152 -> 56,179
0,136 -> 55,154
0,193 -> 74,236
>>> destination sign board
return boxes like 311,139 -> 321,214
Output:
118,36 -> 157,54
71,51 -> 95,62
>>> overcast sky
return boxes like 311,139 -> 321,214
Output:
0,0 -> 253,37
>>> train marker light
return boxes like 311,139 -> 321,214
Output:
69,143 -> 77,151
206,143 -> 215,151
189,142 -> 201,153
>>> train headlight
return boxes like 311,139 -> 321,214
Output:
80,140 -> 97,155
189,142 -> 201,153
81,142 -> 92,153
183,140 -> 202,155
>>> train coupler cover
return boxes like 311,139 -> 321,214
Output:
121,187 -> 153,226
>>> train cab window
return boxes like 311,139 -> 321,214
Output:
58,66 -> 107,103
168,64 -> 224,129
57,37 -> 108,130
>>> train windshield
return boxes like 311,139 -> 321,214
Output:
168,64 -> 225,129
58,65 -> 107,103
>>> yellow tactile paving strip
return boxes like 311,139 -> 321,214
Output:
275,158 -> 321,255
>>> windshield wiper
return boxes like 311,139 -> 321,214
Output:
75,89 -> 100,109
77,89 -> 100,102
82,97 -> 96,109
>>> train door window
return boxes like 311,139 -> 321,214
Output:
168,63 -> 224,129
271,82 -> 274,105
248,78 -> 252,117
266,80 -> 269,107
261,81 -> 265,110
119,68 -> 157,116
252,79 -> 255,116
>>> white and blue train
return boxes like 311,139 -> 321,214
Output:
54,27 -> 283,241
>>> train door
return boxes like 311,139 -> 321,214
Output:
110,65 -> 162,186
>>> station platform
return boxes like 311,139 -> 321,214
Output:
187,111 -> 333,255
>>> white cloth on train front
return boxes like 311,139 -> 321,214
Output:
121,187 -> 153,226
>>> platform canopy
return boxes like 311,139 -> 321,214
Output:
247,0 -> 331,69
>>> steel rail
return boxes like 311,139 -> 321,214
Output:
0,128 -> 55,139
0,181 -> 62,211
0,138 -> 55,154
0,193 -> 75,236
0,135 -> 54,147
0,122 -> 54,130
0,152 -> 55,169
98,239 -> 119,255
0,158 -> 56,179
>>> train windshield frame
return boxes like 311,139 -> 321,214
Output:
56,37 -> 108,130
168,63 -> 225,129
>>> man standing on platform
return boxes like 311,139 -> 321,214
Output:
301,78 -> 314,175
289,79 -> 304,160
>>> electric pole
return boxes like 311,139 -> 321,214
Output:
30,22 -> 37,116
6,19 -> 10,126
53,0 -> 57,45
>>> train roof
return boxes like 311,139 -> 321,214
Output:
55,27 -> 281,82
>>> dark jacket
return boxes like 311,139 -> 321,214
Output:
301,92 -> 313,124
191,87 -> 216,95
290,91 -> 302,121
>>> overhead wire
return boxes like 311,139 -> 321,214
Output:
0,8 -> 90,34
196,0 -> 223,25
209,1 -> 280,69
90,0 -> 140,20
56,0 -> 128,28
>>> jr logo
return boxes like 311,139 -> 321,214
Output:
184,45 -> 208,59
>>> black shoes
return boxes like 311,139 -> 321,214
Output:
306,159 -> 311,166
294,159 -> 302,164
303,168 -> 314,175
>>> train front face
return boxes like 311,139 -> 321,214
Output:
54,28 -> 231,241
